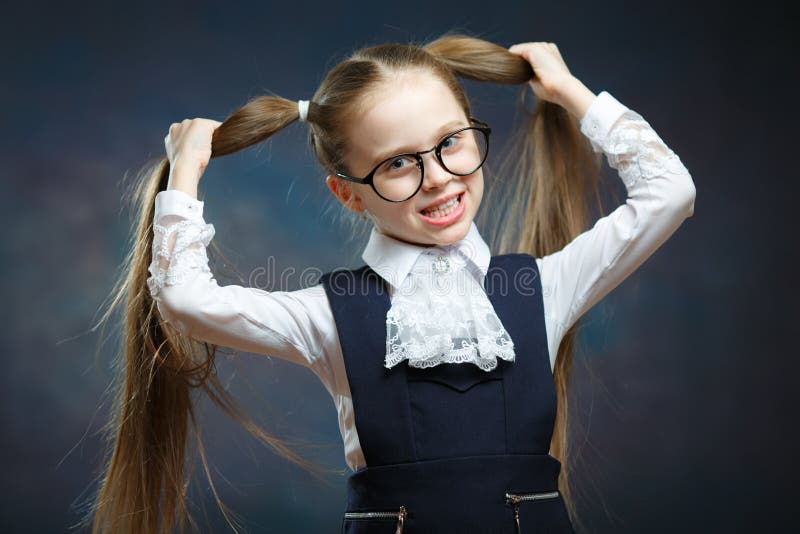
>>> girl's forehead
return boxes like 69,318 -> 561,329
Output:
349,73 -> 467,153
360,70 -> 453,113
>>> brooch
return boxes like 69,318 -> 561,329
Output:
431,255 -> 452,274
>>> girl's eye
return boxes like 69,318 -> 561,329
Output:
384,156 -> 415,172
389,158 -> 408,169
441,134 -> 461,150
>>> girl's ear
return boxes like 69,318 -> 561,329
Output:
326,175 -> 366,213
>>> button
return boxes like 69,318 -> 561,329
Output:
431,255 -> 451,274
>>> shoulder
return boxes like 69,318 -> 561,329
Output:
319,264 -> 380,286
319,263 -> 372,282
319,264 -> 385,293
488,252 -> 541,272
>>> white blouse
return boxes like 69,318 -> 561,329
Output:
375,221 -> 518,372
146,90 -> 696,472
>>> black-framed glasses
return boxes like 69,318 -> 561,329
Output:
333,117 -> 491,203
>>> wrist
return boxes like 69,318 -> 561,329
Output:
167,165 -> 200,199
555,76 -> 596,121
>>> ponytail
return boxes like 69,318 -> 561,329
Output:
211,94 -> 306,156
425,34 -> 534,83
87,95 -> 340,534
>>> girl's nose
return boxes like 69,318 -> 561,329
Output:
420,152 -> 452,191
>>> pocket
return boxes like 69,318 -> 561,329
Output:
406,360 -> 502,392
341,505 -> 407,533
406,363 -> 506,458
505,490 -> 573,533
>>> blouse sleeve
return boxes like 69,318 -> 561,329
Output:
536,91 -> 696,367
146,189 -> 337,383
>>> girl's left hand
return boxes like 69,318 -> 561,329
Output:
507,42 -> 575,105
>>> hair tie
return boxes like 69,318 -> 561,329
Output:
297,100 -> 310,122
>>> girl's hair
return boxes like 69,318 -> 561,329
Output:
88,32 -> 605,534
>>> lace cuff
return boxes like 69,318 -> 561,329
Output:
580,90 -> 630,151
146,190 -> 216,299
580,91 -> 689,189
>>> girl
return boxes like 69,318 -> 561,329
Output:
89,35 -> 695,533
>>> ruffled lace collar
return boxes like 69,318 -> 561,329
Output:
361,222 -> 516,372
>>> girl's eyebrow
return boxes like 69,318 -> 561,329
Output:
369,118 -> 469,166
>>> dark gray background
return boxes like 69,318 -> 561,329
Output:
2,0 -> 795,532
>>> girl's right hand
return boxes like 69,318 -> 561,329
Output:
164,118 -> 222,191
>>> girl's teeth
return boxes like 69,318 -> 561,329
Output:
423,195 -> 459,217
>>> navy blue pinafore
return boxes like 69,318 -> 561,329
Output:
319,253 -> 575,533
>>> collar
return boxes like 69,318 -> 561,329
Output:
361,221 -> 491,291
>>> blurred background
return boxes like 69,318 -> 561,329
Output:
2,0 -> 795,532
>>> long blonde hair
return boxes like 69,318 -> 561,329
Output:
87,31 -> 606,534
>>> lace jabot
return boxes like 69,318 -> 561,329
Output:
382,237 -> 516,372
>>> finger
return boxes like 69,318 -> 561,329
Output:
509,42 -> 533,52
194,118 -> 223,129
508,44 -> 531,58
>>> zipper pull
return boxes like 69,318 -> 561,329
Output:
395,505 -> 406,533
506,494 -> 522,534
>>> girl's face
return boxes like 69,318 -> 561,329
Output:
326,70 -> 483,247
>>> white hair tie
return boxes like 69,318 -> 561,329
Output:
297,99 -> 310,122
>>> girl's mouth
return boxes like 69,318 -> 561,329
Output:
418,192 -> 466,227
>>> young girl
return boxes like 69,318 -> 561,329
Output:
90,35 -> 695,533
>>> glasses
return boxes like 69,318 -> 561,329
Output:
333,117 -> 491,203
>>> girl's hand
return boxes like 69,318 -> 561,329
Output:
164,118 -> 222,189
507,42 -> 575,106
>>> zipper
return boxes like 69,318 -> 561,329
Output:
505,491 -> 560,534
343,505 -> 407,533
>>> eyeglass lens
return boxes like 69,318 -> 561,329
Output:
372,127 -> 488,202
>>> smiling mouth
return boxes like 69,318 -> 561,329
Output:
419,193 -> 463,217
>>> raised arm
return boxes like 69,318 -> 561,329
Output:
147,118 -> 337,384
147,189 -> 336,374
537,90 -> 697,364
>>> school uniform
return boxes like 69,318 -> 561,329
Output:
320,251 -> 574,533
145,91 -> 696,532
